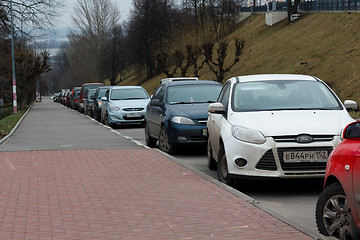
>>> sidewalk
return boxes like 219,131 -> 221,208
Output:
0,99 -> 314,239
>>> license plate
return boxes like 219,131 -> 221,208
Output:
283,150 -> 328,163
126,112 -> 141,118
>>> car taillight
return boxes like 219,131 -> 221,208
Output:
74,99 -> 78,102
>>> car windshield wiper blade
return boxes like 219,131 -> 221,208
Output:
171,101 -> 215,105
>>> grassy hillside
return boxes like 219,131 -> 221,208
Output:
121,12 -> 360,107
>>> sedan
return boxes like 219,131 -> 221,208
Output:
207,74 -> 358,185
101,86 -> 150,127
316,121 -> 360,240
145,79 -> 222,154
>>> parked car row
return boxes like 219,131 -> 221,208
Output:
53,75 -> 360,239
55,83 -> 151,127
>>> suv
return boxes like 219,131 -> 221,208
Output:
316,121 -> 360,239
207,74 -> 358,184
79,83 -> 104,113
101,86 -> 150,127
145,79 -> 222,154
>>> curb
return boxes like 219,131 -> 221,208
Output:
0,104 -> 33,145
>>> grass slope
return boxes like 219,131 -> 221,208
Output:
121,12 -> 360,106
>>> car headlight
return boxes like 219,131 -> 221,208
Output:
109,105 -> 120,111
232,125 -> 266,144
171,116 -> 196,125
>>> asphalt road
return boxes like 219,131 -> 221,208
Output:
114,125 -> 325,239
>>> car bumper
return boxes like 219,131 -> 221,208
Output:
224,135 -> 342,178
108,111 -> 146,124
167,123 -> 208,145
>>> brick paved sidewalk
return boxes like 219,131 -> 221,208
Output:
0,149 -> 313,240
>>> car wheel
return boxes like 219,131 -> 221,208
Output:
217,146 -> 234,185
316,182 -> 360,239
145,123 -> 157,148
159,127 -> 174,154
207,140 -> 217,170
105,113 -> 113,128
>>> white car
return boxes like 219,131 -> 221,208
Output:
207,74 -> 358,185
100,86 -> 150,127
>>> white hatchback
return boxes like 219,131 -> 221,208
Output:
207,74 -> 358,184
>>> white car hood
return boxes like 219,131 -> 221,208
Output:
229,110 -> 354,136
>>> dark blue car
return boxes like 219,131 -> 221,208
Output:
145,79 -> 222,154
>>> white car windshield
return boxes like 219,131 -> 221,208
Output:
110,88 -> 149,100
232,80 -> 342,112
167,85 -> 222,104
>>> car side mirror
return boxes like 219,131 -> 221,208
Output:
344,100 -> 359,111
101,97 -> 108,102
150,99 -> 162,107
208,103 -> 226,114
343,121 -> 360,139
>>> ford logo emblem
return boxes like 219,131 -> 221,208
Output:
295,135 -> 313,143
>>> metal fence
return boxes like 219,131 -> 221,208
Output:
241,0 -> 360,12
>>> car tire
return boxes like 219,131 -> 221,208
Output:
207,140 -> 217,170
159,127 -> 174,154
217,145 -> 234,185
145,123 -> 157,148
105,113 -> 113,128
316,182 -> 360,239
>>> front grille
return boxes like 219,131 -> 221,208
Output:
256,150 -> 277,171
123,108 -> 144,112
189,136 -> 207,141
273,135 -> 334,143
277,147 -> 332,173
123,116 -> 145,120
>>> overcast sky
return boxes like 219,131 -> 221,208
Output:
57,0 -> 133,30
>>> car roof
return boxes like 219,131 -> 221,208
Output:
110,86 -> 144,90
229,74 -> 319,83
162,80 -> 221,87
161,77 -> 199,83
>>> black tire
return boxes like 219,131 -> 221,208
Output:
105,113 -> 113,128
207,140 -> 217,170
158,127 -> 174,154
217,146 -> 234,185
145,123 -> 157,148
316,182 -> 360,240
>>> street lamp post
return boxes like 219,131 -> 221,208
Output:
10,0 -> 17,114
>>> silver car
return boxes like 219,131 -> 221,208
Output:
101,86 -> 150,127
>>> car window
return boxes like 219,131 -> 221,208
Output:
232,80 -> 343,112
218,82 -> 231,110
97,88 -> 108,99
152,86 -> 164,101
110,88 -> 149,100
167,84 -> 221,104
105,90 -> 110,99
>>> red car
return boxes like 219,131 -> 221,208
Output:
316,121 -> 360,240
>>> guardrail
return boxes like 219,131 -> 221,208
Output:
241,0 -> 360,12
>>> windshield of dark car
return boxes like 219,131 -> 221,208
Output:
232,80 -> 342,112
97,89 -> 108,99
110,88 -> 149,100
167,84 -> 222,104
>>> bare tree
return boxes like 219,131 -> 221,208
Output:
202,39 -> 244,82
1,0 -> 63,37
67,0 -> 121,84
